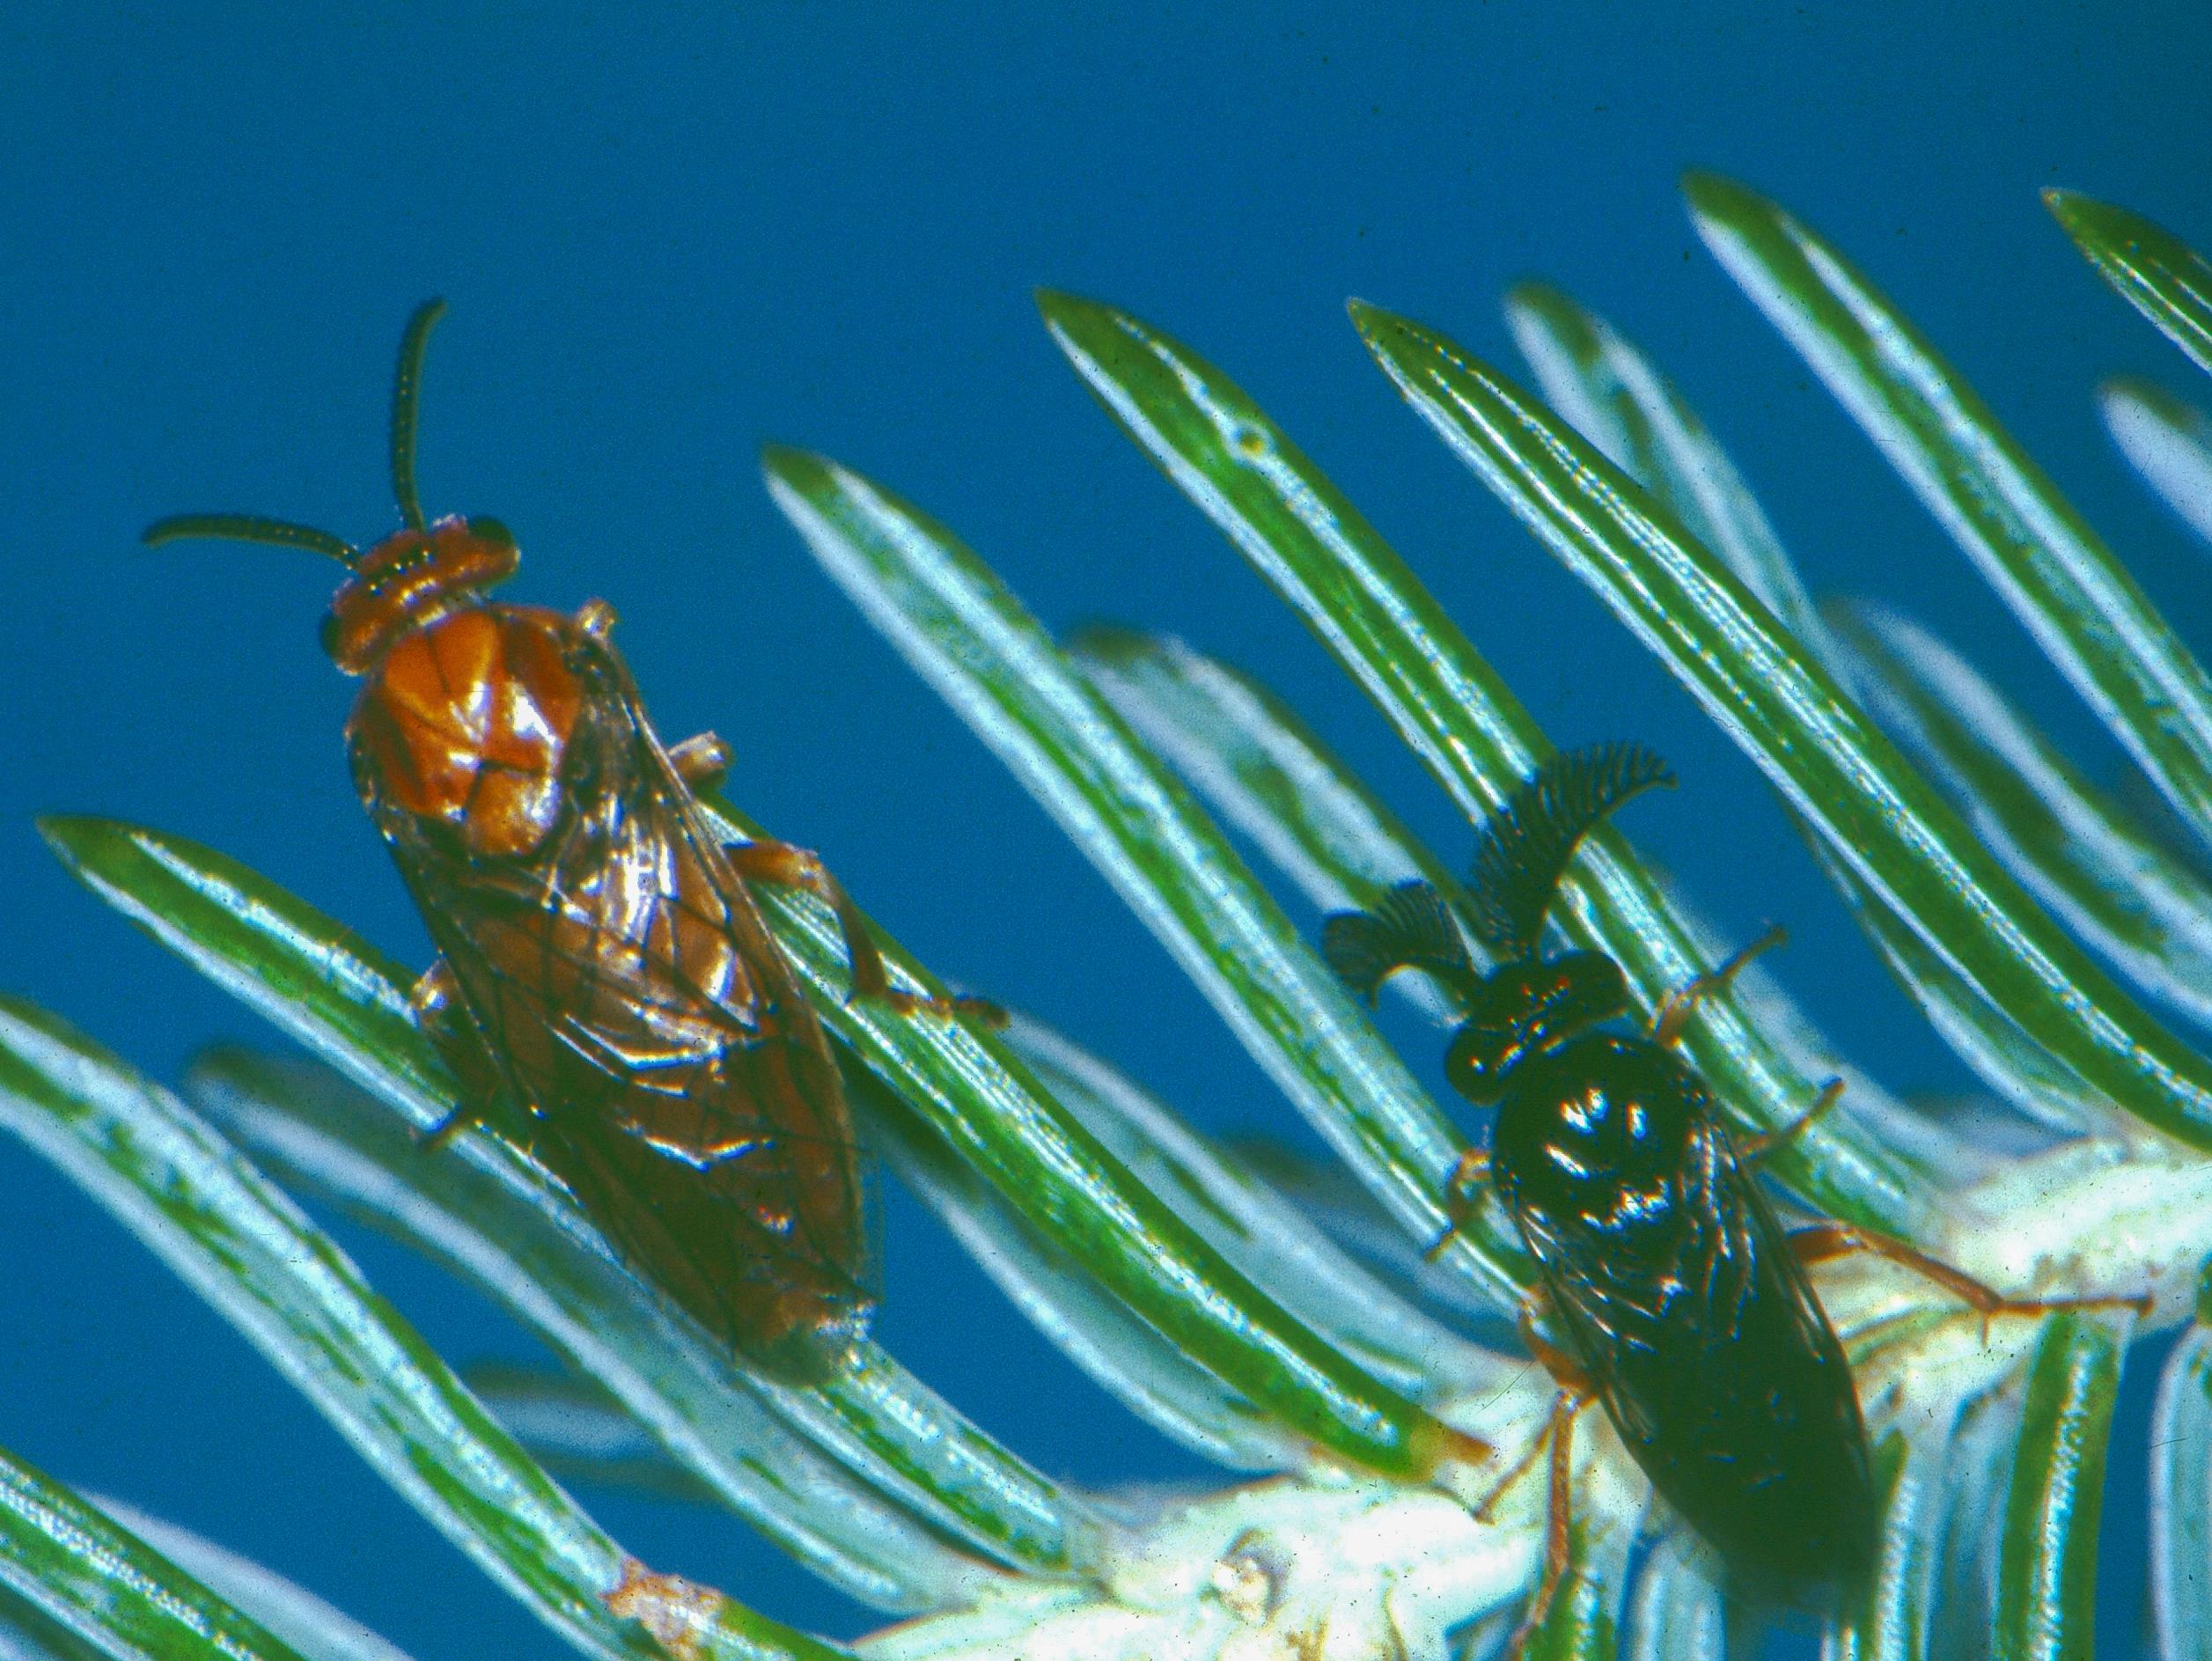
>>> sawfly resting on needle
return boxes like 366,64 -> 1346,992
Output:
1322,742 -> 2142,1625
147,301 -> 998,1385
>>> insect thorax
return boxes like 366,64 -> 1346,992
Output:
1488,1033 -> 1704,1231
347,602 -> 589,861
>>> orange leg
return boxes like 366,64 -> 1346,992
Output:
1652,923 -> 1787,1048
1468,1312 -> 1588,1524
667,731 -> 732,790
409,959 -> 497,1150
1737,1077 -> 1847,1165
1422,1147 -> 1491,1263
1473,1306 -> 1591,1661
1511,1397 -> 1586,1653
1514,1305 -> 1589,1388
1790,1223 -> 2152,1341
573,599 -> 618,642
723,838 -> 1006,1025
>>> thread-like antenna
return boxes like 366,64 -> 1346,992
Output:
142,512 -> 356,564
388,298 -> 447,533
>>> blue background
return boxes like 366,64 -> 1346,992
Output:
4,4 -> 2208,1655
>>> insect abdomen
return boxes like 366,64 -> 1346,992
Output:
1578,1169 -> 1873,1593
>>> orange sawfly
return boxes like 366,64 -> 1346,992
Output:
149,302 -> 995,1383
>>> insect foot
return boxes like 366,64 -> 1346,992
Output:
1789,1222 -> 2155,1344
604,1557 -> 726,1661
666,730 -> 732,787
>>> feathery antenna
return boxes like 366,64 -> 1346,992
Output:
1466,743 -> 1675,960
1321,880 -> 1474,1004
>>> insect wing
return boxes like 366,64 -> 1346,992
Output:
525,1064 -> 873,1385
367,622 -> 871,1383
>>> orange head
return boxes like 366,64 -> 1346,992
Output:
321,514 -> 520,673
143,299 -> 522,677
143,301 -> 583,861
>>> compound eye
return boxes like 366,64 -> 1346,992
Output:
1444,1022 -> 1510,1106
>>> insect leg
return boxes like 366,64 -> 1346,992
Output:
1513,1304 -> 1589,1386
1422,1147 -> 1492,1262
408,959 -> 498,1149
1736,1076 -> 1847,1165
1652,922 -> 1788,1047
1512,1398 -> 1584,1651
408,959 -> 459,1023
1468,1306 -> 1587,1518
1789,1223 -> 2153,1340
666,731 -> 731,789
722,839 -> 1007,1025
1475,1307 -> 1591,1660
572,599 -> 619,642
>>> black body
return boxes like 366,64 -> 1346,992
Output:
1492,1032 -> 1873,1591
1322,743 -> 1876,1598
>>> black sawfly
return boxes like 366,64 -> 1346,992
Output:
1323,741 -> 2142,1628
